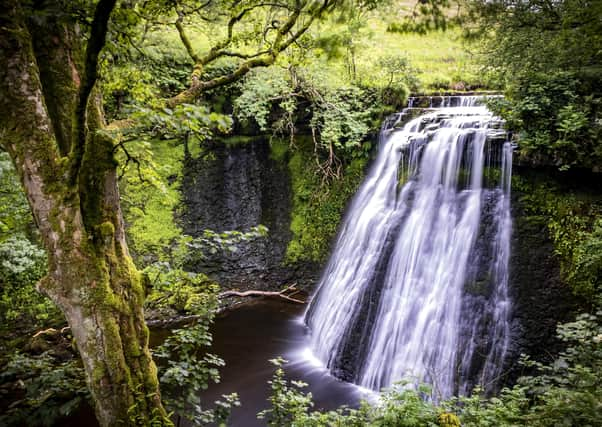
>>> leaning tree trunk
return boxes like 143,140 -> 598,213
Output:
0,2 -> 170,426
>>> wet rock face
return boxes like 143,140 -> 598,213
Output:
181,138 -> 319,290
503,175 -> 580,384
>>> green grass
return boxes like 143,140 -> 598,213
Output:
307,10 -> 488,93
360,26 -> 483,91
140,5 -> 488,95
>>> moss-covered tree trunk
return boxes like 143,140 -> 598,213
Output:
0,2 -> 170,426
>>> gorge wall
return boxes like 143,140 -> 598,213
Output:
181,137 -> 319,291
180,122 -> 590,389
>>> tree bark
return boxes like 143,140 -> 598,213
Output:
0,2 -> 170,426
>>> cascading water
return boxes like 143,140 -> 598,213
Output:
305,97 -> 513,398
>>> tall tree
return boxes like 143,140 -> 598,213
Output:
0,0 -> 343,425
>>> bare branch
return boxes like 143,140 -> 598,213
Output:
219,283 -> 306,304
112,139 -> 147,183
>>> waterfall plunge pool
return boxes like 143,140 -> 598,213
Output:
199,299 -> 373,426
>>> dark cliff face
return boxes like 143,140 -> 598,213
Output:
181,137 -> 318,290
503,171 -> 582,384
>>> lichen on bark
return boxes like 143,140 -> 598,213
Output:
0,2 -> 171,426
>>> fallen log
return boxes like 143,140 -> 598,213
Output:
219,283 -> 305,304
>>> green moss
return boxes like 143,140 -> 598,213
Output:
120,139 -> 185,262
98,221 -> 115,238
284,137 -> 367,264
513,174 -> 602,302
221,135 -> 261,147
269,138 -> 289,163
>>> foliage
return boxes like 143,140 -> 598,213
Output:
514,312 -> 602,426
154,322 -> 238,426
308,84 -> 375,162
0,236 -> 46,286
387,0 -> 460,35
0,262 -> 227,427
260,312 -> 602,426
473,0 -> 602,170
101,64 -> 158,119
124,104 -> 232,141
488,72 -> 602,170
234,66 -> 386,174
0,152 -> 31,241
258,357 -> 370,426
280,138 -> 368,263
112,105 -> 232,264
374,54 -> 420,95
144,263 -> 220,316
234,67 -> 294,132
152,279 -> 239,426
117,138 -> 186,263
0,352 -> 89,427
568,220 -> 602,304
258,359 -> 453,426
100,41 -> 191,120
471,0 -> 602,78
0,236 -> 59,329
0,152 -> 59,331
516,179 -> 602,301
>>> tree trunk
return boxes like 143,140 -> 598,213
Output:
0,2 -> 170,425
40,218 -> 168,426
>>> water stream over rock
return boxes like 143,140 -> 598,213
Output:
305,97 -> 513,397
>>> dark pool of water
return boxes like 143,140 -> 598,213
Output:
200,299 -> 369,426
63,299 -> 366,426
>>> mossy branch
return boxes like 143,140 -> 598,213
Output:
175,11 -> 200,64
167,0 -> 334,108
69,0 -> 117,184
0,0 -> 61,184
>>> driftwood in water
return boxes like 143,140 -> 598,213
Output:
219,284 -> 305,304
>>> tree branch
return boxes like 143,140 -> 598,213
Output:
0,0 -> 64,237
175,11 -> 201,63
167,0 -> 333,107
219,284 -> 306,304
69,0 -> 117,184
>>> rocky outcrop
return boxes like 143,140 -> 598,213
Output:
181,137 -> 319,291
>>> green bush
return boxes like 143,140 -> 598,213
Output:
259,312 -> 602,426
0,352 -> 89,427
0,236 -> 59,330
491,72 -> 602,171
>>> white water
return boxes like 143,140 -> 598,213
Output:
305,97 -> 513,397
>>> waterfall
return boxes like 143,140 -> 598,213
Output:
305,97 -> 512,397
